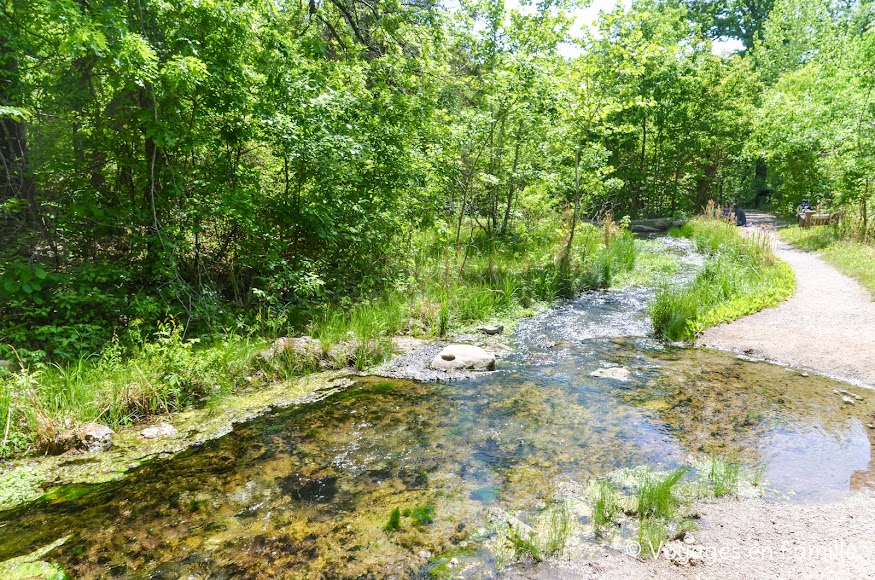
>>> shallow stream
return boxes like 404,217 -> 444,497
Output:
1,239 -> 872,578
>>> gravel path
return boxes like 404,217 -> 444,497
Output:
527,494 -> 875,580
697,211 -> 875,389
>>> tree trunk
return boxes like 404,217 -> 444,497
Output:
501,121 -> 523,235
564,148 -> 582,259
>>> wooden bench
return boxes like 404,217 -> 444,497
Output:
798,210 -> 838,228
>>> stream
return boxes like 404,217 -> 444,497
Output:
0,238 -> 873,578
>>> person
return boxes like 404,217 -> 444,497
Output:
733,204 -> 747,227
721,202 -> 731,219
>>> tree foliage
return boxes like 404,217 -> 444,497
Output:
3,0 -> 868,358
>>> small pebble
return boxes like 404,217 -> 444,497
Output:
448,557 -> 460,568
418,550 -> 432,559
801,372 -> 809,377
842,396 -> 855,404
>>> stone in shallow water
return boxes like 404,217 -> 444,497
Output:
430,345 -> 496,371
76,423 -> 114,452
477,324 -> 504,335
140,423 -> 178,440
590,367 -> 632,381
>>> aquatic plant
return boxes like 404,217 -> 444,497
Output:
637,467 -> 687,521
411,504 -> 435,526
506,523 -> 543,562
499,502 -> 572,566
638,516 -> 669,558
541,502 -> 571,557
384,508 -> 401,532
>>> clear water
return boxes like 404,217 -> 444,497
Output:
0,238 -> 872,578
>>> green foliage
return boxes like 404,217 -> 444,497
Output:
500,502 -> 571,566
650,218 -> 796,341
0,323 -> 256,455
637,468 -> 687,522
411,504 -> 435,526
385,507 -> 402,532
708,456 -> 741,498
591,480 -> 621,537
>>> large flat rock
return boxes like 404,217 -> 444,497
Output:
430,344 -> 496,371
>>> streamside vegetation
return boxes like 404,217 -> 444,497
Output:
489,456 -> 757,569
649,215 -> 796,341
3,0 -> 875,455
0,219 -> 639,457
779,225 -> 875,295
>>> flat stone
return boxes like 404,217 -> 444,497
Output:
430,345 -> 496,371
590,367 -> 632,381
140,422 -> 178,440
477,324 -> 504,335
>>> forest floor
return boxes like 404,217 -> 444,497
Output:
697,210 -> 875,389
530,210 -> 875,579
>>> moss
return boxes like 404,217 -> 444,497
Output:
0,467 -> 43,510
0,536 -> 70,580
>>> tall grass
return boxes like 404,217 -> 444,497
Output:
0,322 -> 257,455
650,218 -> 795,341
591,479 -> 621,537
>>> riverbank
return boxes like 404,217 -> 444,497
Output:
527,492 -> 875,580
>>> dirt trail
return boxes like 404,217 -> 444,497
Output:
526,494 -> 875,580
697,210 -> 875,389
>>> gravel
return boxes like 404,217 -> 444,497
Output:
697,211 -> 875,390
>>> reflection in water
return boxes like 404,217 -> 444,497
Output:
0,238 -> 871,578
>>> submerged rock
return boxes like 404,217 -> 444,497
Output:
140,422 -> 178,440
430,345 -> 496,371
590,367 -> 632,381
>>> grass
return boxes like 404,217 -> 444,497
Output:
0,322 -> 257,456
585,458 -> 763,560
637,467 -> 686,521
591,479 -> 622,537
707,456 -> 741,498
1,217 -> 644,458
503,502 -> 572,564
779,225 -> 875,296
650,217 -> 796,341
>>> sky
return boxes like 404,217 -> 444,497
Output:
506,0 -> 746,57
